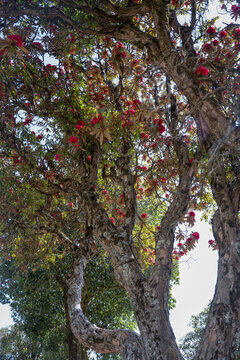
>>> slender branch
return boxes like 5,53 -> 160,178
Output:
190,0 -> 197,30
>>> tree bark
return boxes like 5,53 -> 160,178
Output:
196,159 -> 240,359
195,211 -> 240,359
62,277 -> 88,360
66,256 -> 144,360
128,280 -> 183,360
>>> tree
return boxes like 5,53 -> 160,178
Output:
0,0 -> 239,359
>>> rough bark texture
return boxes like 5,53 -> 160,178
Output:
62,282 -> 87,360
195,212 -> 240,359
195,159 -> 240,359
66,256 -> 144,360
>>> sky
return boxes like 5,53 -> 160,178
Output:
0,304 -> 13,328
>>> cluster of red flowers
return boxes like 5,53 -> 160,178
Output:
159,177 -> 167,183
232,4 -> 240,17
113,208 -> 126,223
75,120 -> 85,130
69,136 -> 79,144
137,165 -> 148,171
206,26 -> 216,35
23,118 -> 32,125
173,231 -> 200,260
91,114 -> 103,125
195,66 -> 209,76
203,43 -> 212,52
154,118 -> 165,134
33,42 -> 43,49
192,232 -> 200,240
8,34 -> 23,47
219,30 -> 228,38
206,26 -> 228,39
208,239 -> 218,250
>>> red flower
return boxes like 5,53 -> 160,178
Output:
8,35 -> 23,47
159,177 -> 167,183
212,39 -> 219,46
189,211 -> 195,217
177,242 -> 183,247
55,154 -> 60,161
232,5 -> 240,13
203,43 -> 212,52
158,124 -> 165,133
69,202 -> 74,207
192,232 -> 200,240
33,42 -> 43,48
206,26 -> 216,35
133,99 -> 142,106
23,118 -> 32,125
208,239 -> 214,245
110,217 -> 115,224
36,134 -> 43,140
69,136 -> 78,144
154,118 -> 163,125
141,213 -> 148,219
91,114 -> 102,125
195,66 -> 209,76
75,121 -> 85,130
219,30 -> 227,38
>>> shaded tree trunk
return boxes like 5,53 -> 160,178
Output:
128,281 -> 183,360
195,212 -> 240,359
67,327 -> 88,360
195,160 -> 240,359
62,278 -> 89,360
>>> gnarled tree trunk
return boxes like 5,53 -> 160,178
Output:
195,160 -> 240,359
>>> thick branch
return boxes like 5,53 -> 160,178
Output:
66,255 -> 143,358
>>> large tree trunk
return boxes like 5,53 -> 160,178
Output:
196,211 -> 240,359
62,278 -> 88,360
196,159 -> 240,359
128,281 -> 183,360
